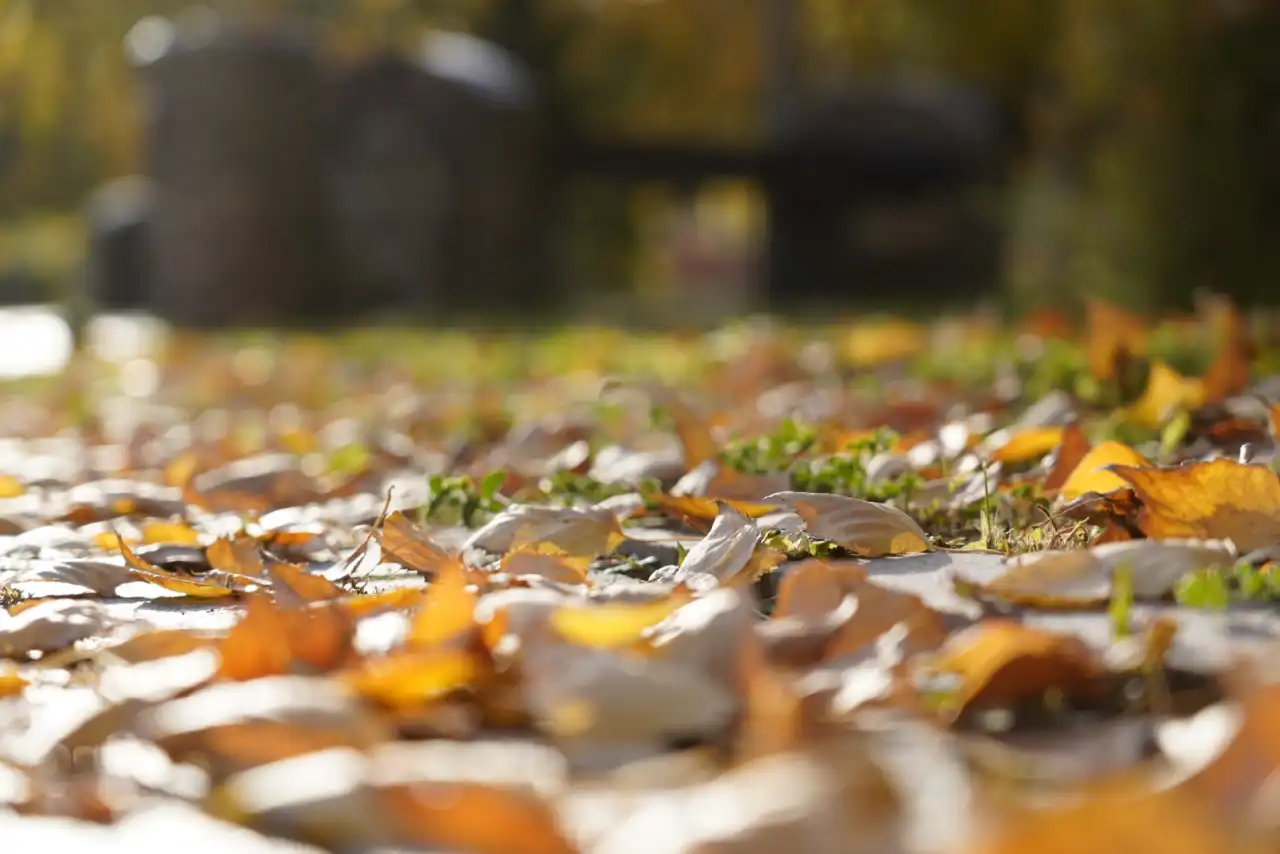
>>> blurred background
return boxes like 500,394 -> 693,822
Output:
0,0 -> 1277,333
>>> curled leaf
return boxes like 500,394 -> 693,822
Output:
1108,458 -> 1280,553
766,491 -> 929,557
1058,441 -> 1152,502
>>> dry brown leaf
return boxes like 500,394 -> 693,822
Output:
915,620 -> 1105,722
376,782 -> 578,854
1058,441 -> 1152,502
207,534 -> 266,577
1043,421 -> 1092,494
376,510 -> 455,575
766,492 -> 929,557
1108,458 -> 1280,552
267,561 -> 345,606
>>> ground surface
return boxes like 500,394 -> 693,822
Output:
1,298 -> 1280,852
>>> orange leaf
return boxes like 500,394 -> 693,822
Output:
0,667 -> 27,698
1058,441 -> 1152,502
1085,296 -> 1149,382
379,782 -> 578,854
916,620 -> 1104,722
1107,458 -> 1280,553
216,594 -> 355,681
207,535 -> 265,577
407,559 -> 478,649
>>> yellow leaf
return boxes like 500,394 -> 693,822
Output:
1124,361 -> 1206,429
649,493 -> 779,522
118,534 -> 238,599
0,475 -> 25,499
140,521 -> 202,546
844,319 -> 926,367
1108,458 -> 1280,553
500,542 -> 591,585
1058,441 -> 1152,502
990,426 -> 1066,465
550,587 -> 694,650
341,650 -> 478,709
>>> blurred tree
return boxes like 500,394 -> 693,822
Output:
1,0 -> 1278,308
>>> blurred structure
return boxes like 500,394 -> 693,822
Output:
128,11 -> 335,326
82,5 -> 1001,326
84,176 -> 153,312
327,35 -> 542,314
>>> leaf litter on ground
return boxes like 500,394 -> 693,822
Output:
2,296 -> 1280,850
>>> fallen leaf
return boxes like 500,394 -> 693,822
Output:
464,504 -> 625,559
118,535 -> 240,599
648,493 -> 779,523
968,777 -> 1267,854
0,475 -> 26,499
216,594 -> 355,681
915,620 -> 1105,722
379,781 -> 578,854
0,666 -> 27,697
376,511 -> 455,575
341,650 -> 480,710
766,492 -> 929,557
990,427 -> 1065,465
1199,294 -> 1255,404
960,539 -> 1236,608
1043,422 -> 1091,493
1109,458 -> 1280,552
550,587 -> 694,650
500,542 -> 591,586
1085,296 -> 1149,383
267,562 -> 345,607
0,599 -> 113,657
1124,361 -> 1206,429
1058,441 -> 1152,502
207,535 -> 266,577
407,558 -> 478,649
